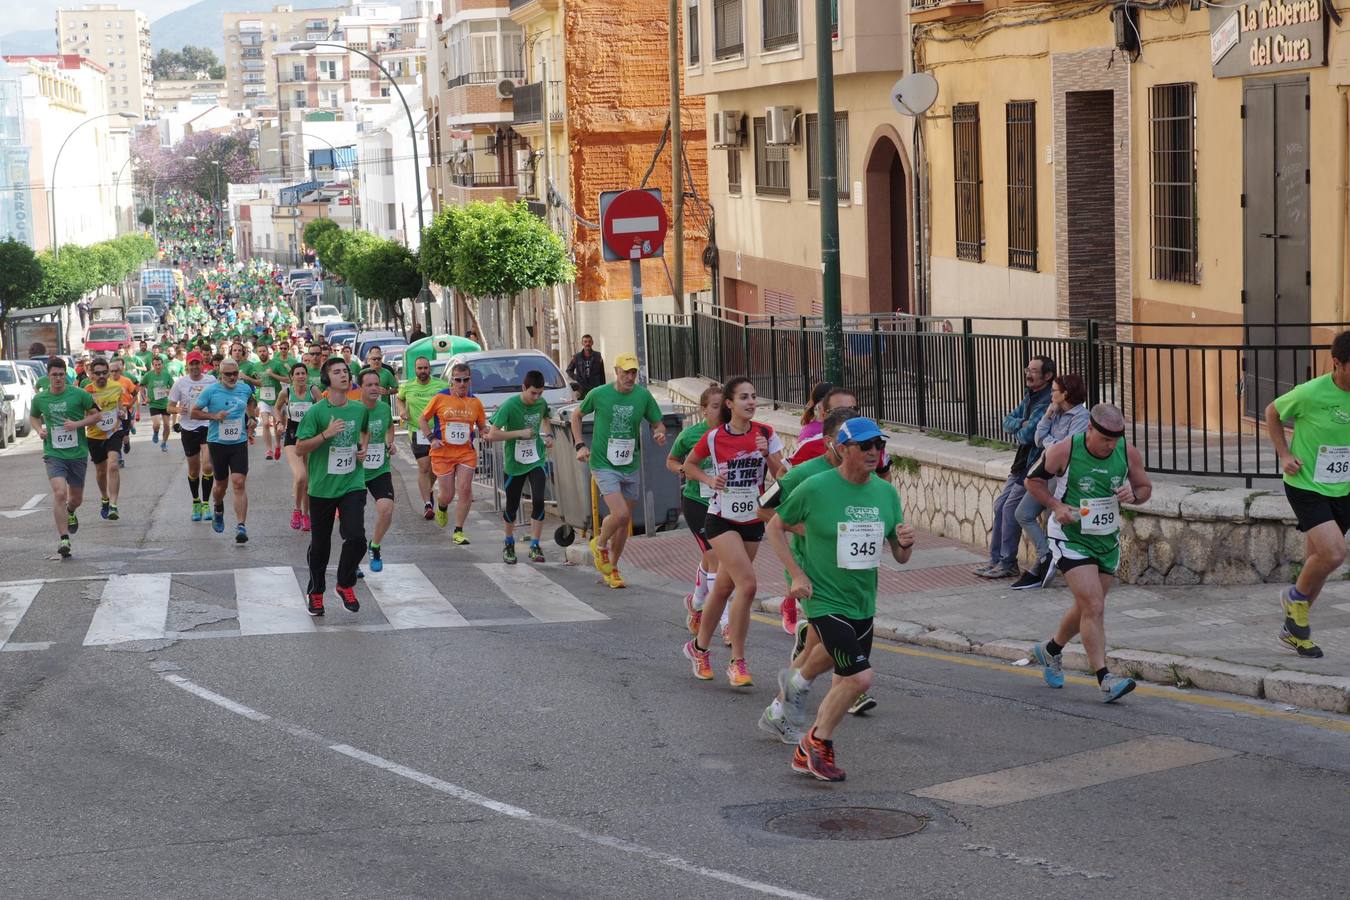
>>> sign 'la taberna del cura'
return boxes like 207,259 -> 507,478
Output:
1209,0 -> 1327,79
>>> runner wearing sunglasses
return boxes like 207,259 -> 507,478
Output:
192,358 -> 259,542
420,363 -> 487,544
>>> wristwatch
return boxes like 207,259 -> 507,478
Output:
574,441 -> 585,450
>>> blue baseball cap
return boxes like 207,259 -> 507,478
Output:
836,417 -> 884,445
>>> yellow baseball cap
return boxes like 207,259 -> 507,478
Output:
614,351 -> 639,371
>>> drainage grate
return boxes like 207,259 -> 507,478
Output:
764,807 -> 926,841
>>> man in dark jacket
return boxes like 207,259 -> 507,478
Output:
976,355 -> 1055,579
566,334 -> 606,398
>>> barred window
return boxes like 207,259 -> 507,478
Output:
1006,100 -> 1037,271
953,102 -> 984,263
1150,83 -> 1198,283
688,1 -> 700,65
728,148 -> 742,195
714,0 -> 743,60
753,117 -> 790,197
762,0 -> 798,51
805,112 -> 849,201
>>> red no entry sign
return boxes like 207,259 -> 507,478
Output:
600,189 -> 667,261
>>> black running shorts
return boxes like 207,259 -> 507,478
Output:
88,433 -> 123,465
366,471 -> 395,502
703,513 -> 765,543
683,495 -> 711,552
208,441 -> 249,479
181,427 -> 208,458
1284,483 -> 1350,534
810,615 -> 874,677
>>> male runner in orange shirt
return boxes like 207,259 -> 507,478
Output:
419,362 -> 486,544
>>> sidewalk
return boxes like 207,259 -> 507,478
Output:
576,526 -> 1350,714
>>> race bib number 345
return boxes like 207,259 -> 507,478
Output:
837,521 -> 884,570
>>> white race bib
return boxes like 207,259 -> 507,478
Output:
327,445 -> 357,476
445,422 -> 471,445
1314,445 -> 1350,484
219,417 -> 244,442
514,439 -> 540,466
415,429 -> 432,446
698,478 -> 714,499
363,443 -> 386,469
719,485 -> 759,521
1079,496 -> 1120,535
837,521 -> 884,570
289,400 -> 311,423
153,387 -> 169,401
260,385 -> 277,403
97,410 -> 118,433
606,437 -> 635,466
52,427 -> 78,449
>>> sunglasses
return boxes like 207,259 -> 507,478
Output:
221,371 -> 239,377
452,376 -> 471,383
845,437 -> 887,452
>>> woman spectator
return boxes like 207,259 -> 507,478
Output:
1010,373 -> 1091,590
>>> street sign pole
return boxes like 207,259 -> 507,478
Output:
631,255 -> 645,383
599,188 -> 668,386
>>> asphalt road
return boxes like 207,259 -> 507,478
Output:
0,424 -> 1347,899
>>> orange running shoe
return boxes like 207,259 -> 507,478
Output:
801,728 -> 845,782
726,657 -> 753,688
683,593 -> 702,635
682,639 -> 713,680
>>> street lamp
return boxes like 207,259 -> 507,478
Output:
291,40 -> 431,331
51,111 -> 139,259
290,130 -> 358,225
111,155 -> 133,235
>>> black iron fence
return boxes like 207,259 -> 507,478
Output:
645,309 -> 1349,483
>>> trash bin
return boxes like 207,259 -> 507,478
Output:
549,403 -> 687,537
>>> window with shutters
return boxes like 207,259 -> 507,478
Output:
688,1 -> 700,65
953,102 -> 984,262
762,0 -> 798,51
728,148 -> 742,194
805,112 -> 849,201
714,0 -> 743,60
753,117 -> 790,197
1149,83 -> 1198,283
1005,100 -> 1037,271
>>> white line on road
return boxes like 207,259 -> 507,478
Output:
21,493 -> 45,510
235,566 -> 316,636
159,673 -> 821,900
478,563 -> 609,623
0,582 -> 43,649
361,564 -> 470,629
83,573 -> 172,646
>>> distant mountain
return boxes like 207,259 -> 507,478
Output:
0,28 -> 57,57
150,0 -> 341,56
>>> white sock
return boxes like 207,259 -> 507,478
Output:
693,566 -> 709,603
770,697 -> 784,718
719,607 -> 730,628
789,669 -> 810,692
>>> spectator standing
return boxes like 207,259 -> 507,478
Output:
975,355 -> 1055,579
566,334 -> 607,398
1011,374 -> 1091,589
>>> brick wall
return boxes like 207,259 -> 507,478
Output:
564,1 -> 709,302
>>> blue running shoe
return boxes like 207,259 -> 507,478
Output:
161,441 -> 168,453
369,542 -> 383,573
191,502 -> 202,522
1100,674 -> 1136,703
212,510 -> 225,533
1032,643 -> 1065,688
151,432 -> 158,445
235,524 -> 248,544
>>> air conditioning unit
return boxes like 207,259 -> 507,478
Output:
713,110 -> 744,148
515,148 -> 534,171
765,105 -> 798,146
515,171 -> 534,194
496,77 -> 519,99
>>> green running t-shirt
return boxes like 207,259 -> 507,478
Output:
669,421 -> 714,505
1273,373 -> 1350,497
297,399 -> 369,499
361,400 -> 394,481
579,383 -> 662,475
490,394 -> 550,477
32,387 -> 96,460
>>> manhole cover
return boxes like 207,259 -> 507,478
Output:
764,807 -> 925,841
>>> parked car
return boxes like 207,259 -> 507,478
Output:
306,304 -> 344,328
328,329 -> 358,349
322,320 -> 357,340
83,322 -> 133,354
355,331 -> 408,362
126,307 -> 160,341
286,269 -> 317,292
433,349 -> 571,413
0,395 -> 15,449
0,360 -> 36,434
14,359 -> 47,381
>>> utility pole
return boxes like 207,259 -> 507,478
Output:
669,0 -> 685,314
541,49 -> 568,359
816,0 -> 842,384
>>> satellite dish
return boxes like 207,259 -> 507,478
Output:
891,72 -> 939,117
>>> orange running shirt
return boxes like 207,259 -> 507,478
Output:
422,390 -> 486,471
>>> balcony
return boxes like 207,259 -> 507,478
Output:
511,80 -> 563,126
445,171 -> 518,205
447,69 -> 524,90
909,0 -> 986,24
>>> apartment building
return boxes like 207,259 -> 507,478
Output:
223,5 -> 346,113
55,3 -> 154,118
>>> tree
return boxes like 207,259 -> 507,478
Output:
346,237 -> 420,335
303,218 -> 340,261
138,207 -> 154,228
151,46 -> 223,80
0,238 -> 46,338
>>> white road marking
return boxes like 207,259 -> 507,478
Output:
21,493 -> 45,510
159,673 -> 822,900
362,564 -> 469,629
1,641 -> 56,652
0,582 -> 43,649
478,563 -> 608,623
83,574 -> 171,646
235,566 -> 316,636
912,735 -> 1235,808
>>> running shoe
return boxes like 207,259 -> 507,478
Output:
1280,588 -> 1312,641
423,502 -> 435,521
721,619 -> 732,646
797,729 -> 845,782
369,543 -> 383,573
791,742 -> 811,775
337,585 -> 360,612
235,524 -> 248,544
682,639 -> 713,680
161,441 -> 168,453
589,536 -> 614,576
434,507 -> 448,528
726,657 -> 753,688
1032,643 -> 1065,688
528,543 -> 545,563
452,529 -> 470,545
780,595 -> 799,634
58,537 -> 72,558
758,706 -> 804,745
100,498 -> 111,519
117,457 -> 125,469
848,693 -> 877,716
790,618 -> 811,662
605,569 -> 627,589
67,512 -> 79,535
779,668 -> 809,725
301,514 -> 312,532
151,432 -> 158,445
290,509 -> 303,530
1011,560 -> 1051,590
683,593 -> 702,635
1279,627 -> 1324,658
212,509 -> 225,534
107,505 -> 119,521
191,501 -> 202,522
503,542 -> 518,565
1100,673 -> 1136,703
306,593 -> 325,616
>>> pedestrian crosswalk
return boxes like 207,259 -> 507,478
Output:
0,563 -> 608,652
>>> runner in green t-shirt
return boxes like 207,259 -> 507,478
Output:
30,360 -> 100,557
487,370 -> 553,564
363,346 -> 400,402
569,352 -> 667,587
294,357 -> 369,616
265,345 -> 293,453
357,368 -> 396,573
396,355 -> 450,520
767,417 -> 913,783
665,384 -> 724,634
1265,330 -> 1350,660
141,356 -> 176,453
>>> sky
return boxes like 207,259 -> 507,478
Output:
15,2 -> 198,35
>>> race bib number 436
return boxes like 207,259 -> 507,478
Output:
1315,445 -> 1350,484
